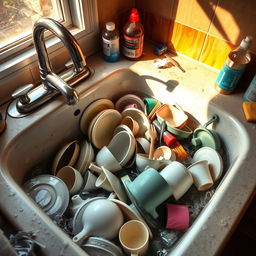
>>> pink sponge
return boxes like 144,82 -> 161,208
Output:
166,204 -> 190,230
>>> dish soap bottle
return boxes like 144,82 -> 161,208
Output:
215,36 -> 252,94
102,22 -> 120,62
122,8 -> 144,60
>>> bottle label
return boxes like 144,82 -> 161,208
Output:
103,37 -> 119,58
244,75 -> 256,101
122,34 -> 144,58
216,64 -> 245,91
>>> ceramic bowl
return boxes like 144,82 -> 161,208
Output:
121,108 -> 150,137
166,124 -> 193,140
56,166 -> 83,195
156,104 -> 188,128
96,146 -> 122,172
23,175 -> 69,218
121,116 -> 140,136
108,131 -> 136,167
115,94 -> 145,112
52,140 -> 80,175
113,124 -> 133,136
90,109 -> 122,149
153,146 -> 176,161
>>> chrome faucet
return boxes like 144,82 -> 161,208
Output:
10,18 -> 90,116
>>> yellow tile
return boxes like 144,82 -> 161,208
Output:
200,35 -> 235,69
209,0 -> 256,53
175,0 -> 218,32
167,21 -> 206,60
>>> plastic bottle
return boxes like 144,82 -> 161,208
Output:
244,75 -> 256,101
215,36 -> 252,94
102,22 -> 120,62
122,8 -> 144,60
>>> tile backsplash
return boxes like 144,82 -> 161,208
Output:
98,0 -> 256,73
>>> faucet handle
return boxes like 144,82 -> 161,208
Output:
12,84 -> 34,104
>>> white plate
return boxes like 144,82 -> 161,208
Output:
121,108 -> 150,137
23,175 -> 69,218
80,99 -> 114,136
192,147 -> 223,181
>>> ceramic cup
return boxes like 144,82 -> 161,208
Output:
153,146 -> 176,161
73,199 -> 124,244
121,116 -> 140,136
166,203 -> 189,230
119,220 -> 149,256
188,160 -> 213,191
56,166 -> 83,195
95,172 -> 113,192
124,168 -> 172,218
96,146 -> 122,172
160,161 -> 193,200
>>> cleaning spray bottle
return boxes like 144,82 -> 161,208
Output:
215,36 -> 252,94
122,8 -> 144,60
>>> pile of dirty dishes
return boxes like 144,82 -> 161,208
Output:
23,93 -> 224,255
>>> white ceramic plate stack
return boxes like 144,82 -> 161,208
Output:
80,99 -> 114,135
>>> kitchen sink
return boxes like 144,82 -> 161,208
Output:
0,67 -> 252,255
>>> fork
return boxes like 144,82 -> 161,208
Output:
148,124 -> 157,159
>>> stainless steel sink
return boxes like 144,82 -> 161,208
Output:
0,67 -> 252,256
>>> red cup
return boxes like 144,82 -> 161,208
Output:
166,204 -> 189,230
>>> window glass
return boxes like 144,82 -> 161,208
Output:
0,0 -> 61,50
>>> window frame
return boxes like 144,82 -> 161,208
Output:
0,0 -> 99,81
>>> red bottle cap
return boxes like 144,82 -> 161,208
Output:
163,132 -> 177,147
130,8 -> 139,22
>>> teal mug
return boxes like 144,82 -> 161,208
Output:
123,168 -> 172,219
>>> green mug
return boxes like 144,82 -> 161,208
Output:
123,168 -> 172,218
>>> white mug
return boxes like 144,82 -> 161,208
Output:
160,161 -> 193,200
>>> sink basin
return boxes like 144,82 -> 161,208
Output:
0,67 -> 252,255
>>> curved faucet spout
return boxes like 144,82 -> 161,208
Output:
46,73 -> 79,105
33,18 -> 87,80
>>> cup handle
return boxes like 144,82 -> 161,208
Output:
88,162 -> 102,174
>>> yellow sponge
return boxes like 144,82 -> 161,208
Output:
243,102 -> 256,122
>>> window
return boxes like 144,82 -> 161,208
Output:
0,0 -> 63,51
0,0 -> 99,81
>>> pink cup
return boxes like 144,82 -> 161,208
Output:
166,204 -> 189,230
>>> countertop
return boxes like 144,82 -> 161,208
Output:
0,42 -> 255,256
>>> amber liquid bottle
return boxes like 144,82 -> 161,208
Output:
122,8 -> 144,60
